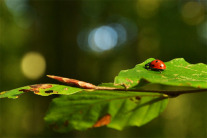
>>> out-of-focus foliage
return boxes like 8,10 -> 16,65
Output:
0,0 -> 207,137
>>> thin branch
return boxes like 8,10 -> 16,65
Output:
47,75 -> 207,97
94,86 -> 207,96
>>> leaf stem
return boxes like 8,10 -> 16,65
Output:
47,75 -> 207,97
94,86 -> 207,96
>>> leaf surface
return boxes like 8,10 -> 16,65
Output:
115,58 -> 207,89
44,89 -> 168,132
0,84 -> 82,99
1,58 -> 206,132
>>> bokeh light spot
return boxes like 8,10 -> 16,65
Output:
21,52 -> 46,80
77,17 -> 137,53
5,0 -> 28,14
181,2 -> 205,25
88,26 -> 118,52
197,20 -> 207,45
111,23 -> 127,45
5,0 -> 34,28
137,0 -> 161,18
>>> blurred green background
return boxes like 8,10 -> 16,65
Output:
0,0 -> 207,137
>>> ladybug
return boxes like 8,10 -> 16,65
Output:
145,59 -> 166,73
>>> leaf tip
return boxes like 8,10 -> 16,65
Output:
47,75 -> 56,79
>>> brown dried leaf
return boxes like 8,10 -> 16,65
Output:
47,75 -> 96,89
93,114 -> 111,128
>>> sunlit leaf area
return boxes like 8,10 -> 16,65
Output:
0,0 -> 207,137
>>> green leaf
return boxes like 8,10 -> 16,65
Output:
0,84 -> 83,99
115,58 -> 207,89
2,58 -> 206,132
44,89 -> 168,132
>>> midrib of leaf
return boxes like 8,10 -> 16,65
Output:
45,91 -> 168,131
51,92 -> 164,117
122,97 -> 164,126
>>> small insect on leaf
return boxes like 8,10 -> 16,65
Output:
145,59 -> 166,73
115,58 -> 207,89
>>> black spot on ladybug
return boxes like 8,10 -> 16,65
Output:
152,64 -> 154,67
156,60 -> 158,63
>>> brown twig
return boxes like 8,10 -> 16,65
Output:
47,75 -> 207,97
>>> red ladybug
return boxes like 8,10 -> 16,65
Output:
145,59 -> 166,73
